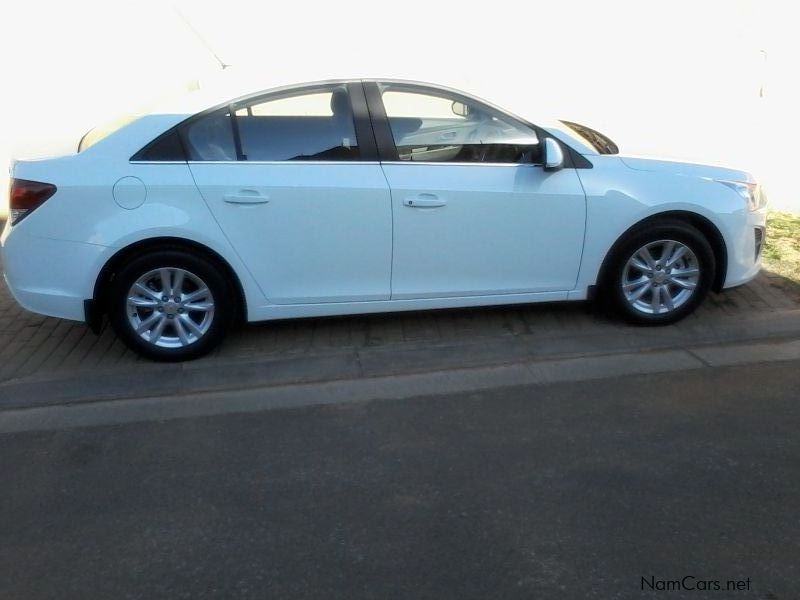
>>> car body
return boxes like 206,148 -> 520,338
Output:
1,76 -> 767,360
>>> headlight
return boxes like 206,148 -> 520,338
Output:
717,180 -> 766,211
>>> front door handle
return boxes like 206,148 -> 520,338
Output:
403,193 -> 447,208
223,190 -> 270,205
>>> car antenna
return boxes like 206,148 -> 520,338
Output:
172,5 -> 232,71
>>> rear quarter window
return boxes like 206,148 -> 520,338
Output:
131,130 -> 186,161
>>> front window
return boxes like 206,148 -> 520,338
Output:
180,85 -> 360,162
378,84 -> 540,164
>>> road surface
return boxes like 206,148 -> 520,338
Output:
2,359 -> 799,599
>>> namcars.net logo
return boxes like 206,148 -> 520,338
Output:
641,576 -> 751,592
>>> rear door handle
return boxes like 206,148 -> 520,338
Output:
403,193 -> 447,208
223,190 -> 270,205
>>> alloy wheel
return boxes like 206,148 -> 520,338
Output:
621,239 -> 700,316
126,267 -> 216,348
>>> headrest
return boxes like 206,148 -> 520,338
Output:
330,89 -> 351,116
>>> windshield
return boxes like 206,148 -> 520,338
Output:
561,120 -> 619,154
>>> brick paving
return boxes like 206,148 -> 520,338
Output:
0,247 -> 798,384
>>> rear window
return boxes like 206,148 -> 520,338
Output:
182,110 -> 237,160
78,114 -> 141,152
180,85 -> 360,162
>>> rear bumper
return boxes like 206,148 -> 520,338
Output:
3,272 -> 86,321
1,227 -> 109,322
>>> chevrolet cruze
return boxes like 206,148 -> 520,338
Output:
1,77 -> 767,360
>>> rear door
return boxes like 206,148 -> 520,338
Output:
186,82 -> 392,304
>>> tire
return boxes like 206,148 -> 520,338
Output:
108,250 -> 234,361
603,220 -> 715,325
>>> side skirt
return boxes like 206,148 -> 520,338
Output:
246,290 -> 574,322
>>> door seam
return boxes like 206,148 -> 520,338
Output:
184,162 -> 271,303
377,163 -> 395,300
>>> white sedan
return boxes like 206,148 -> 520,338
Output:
1,78 -> 767,360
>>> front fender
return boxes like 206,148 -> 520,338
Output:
574,156 -> 749,293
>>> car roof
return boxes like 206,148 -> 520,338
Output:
153,68 -> 546,123
102,69 -> 599,159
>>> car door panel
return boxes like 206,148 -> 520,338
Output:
383,163 -> 586,299
184,83 -> 392,306
368,81 -> 587,299
191,163 -> 392,304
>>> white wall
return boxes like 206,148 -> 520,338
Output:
0,1 -> 219,219
1,0 -> 797,218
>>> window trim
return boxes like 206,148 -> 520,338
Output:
379,161 -> 542,168
183,160 -> 382,166
228,104 -> 246,160
362,80 -> 591,169
130,80 -> 377,163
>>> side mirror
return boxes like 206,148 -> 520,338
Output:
451,101 -> 471,117
543,138 -> 564,171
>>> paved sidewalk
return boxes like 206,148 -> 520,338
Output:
1,248 -> 799,392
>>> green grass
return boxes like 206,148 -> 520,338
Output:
763,211 -> 800,290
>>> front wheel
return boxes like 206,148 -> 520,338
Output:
108,251 -> 234,361
605,222 -> 715,325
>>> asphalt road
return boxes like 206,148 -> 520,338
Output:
2,360 -> 799,600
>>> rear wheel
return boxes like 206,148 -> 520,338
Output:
605,221 -> 715,325
108,251 -> 233,361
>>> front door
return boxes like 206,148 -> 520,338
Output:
367,82 -> 586,299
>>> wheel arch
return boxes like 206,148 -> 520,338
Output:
93,237 -> 247,323
596,211 -> 728,293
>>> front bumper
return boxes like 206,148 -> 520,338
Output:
722,209 -> 767,289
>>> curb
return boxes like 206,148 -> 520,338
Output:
2,308 -> 800,410
0,336 -> 798,434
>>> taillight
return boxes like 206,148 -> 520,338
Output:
9,179 -> 57,225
